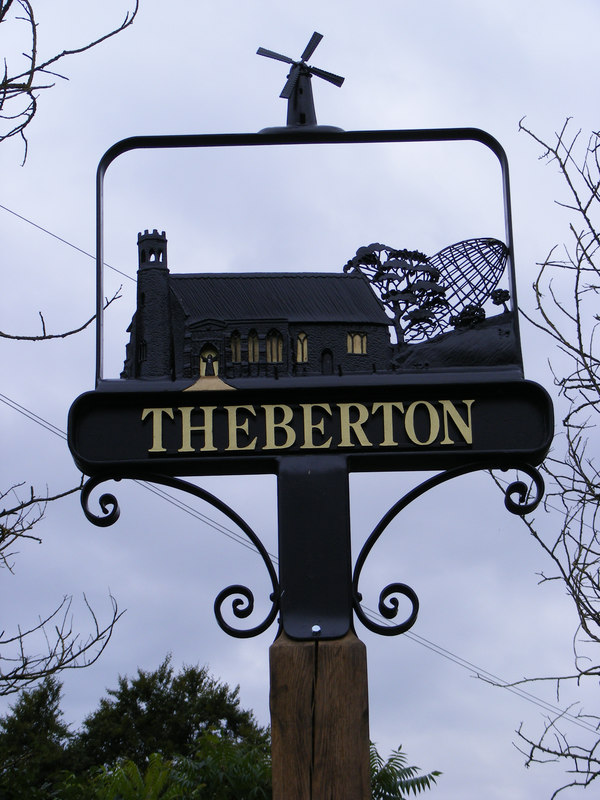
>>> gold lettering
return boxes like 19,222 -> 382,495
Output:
300,403 -> 333,449
141,407 -> 174,452
262,404 -> 296,450
225,405 -> 257,451
439,399 -> 474,445
178,406 -> 217,452
371,402 -> 406,446
142,397 -> 475,457
338,403 -> 372,447
404,401 -> 440,446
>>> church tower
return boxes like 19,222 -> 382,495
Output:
134,229 -> 173,378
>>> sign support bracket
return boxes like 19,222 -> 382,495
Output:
277,455 -> 353,640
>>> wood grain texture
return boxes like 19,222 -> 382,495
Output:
270,631 -> 371,800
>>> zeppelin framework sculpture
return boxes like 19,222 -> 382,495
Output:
68,32 -> 554,799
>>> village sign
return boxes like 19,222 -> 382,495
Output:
67,31 -> 554,799
68,31 -> 553,636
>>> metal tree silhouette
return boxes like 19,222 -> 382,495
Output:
344,238 -> 509,343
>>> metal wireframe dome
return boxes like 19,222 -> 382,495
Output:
344,237 -> 509,343
429,237 -> 509,325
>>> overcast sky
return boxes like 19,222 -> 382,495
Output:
1,1 -> 599,798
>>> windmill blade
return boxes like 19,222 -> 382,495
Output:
256,47 -> 294,65
280,64 -> 300,99
301,31 -> 323,62
309,65 -> 345,87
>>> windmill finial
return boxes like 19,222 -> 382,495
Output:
257,32 -> 344,130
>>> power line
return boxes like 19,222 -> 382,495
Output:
0,202 -> 135,283
363,608 -> 598,736
1,389 -> 595,736
139,479 -> 278,561
0,392 -> 67,440
0,392 -> 274,557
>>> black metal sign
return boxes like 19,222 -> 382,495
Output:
64,42 -> 560,798
66,61 -> 557,645
68,380 -> 552,477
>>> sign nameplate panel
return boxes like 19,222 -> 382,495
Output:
68,381 -> 553,476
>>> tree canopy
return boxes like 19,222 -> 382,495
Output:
72,655 -> 269,770
0,656 -> 440,798
0,676 -> 71,798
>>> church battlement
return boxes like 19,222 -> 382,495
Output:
137,229 -> 168,268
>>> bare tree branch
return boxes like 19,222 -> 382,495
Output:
0,287 -> 121,340
491,119 -> 600,795
0,593 -> 124,696
0,481 -> 82,571
0,1 -> 139,161
0,481 -> 124,695
0,0 -> 134,699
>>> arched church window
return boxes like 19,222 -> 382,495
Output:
266,330 -> 283,363
296,332 -> 308,363
347,332 -> 367,355
230,332 -> 241,363
248,331 -> 259,363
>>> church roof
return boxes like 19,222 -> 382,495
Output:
169,272 -> 391,325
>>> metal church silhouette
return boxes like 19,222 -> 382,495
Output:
121,229 -> 521,390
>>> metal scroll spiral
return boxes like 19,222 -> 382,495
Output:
352,461 -> 545,636
501,463 -> 545,515
80,474 -> 280,638
81,476 -> 121,527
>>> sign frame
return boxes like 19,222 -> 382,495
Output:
94,126 -> 520,386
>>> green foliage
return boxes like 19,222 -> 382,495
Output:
81,733 -> 271,800
91,752 -> 185,800
370,743 -> 441,799
170,731 -> 271,799
0,658 -> 440,799
46,770 -> 90,800
54,740 -> 437,800
71,655 -> 268,770
0,676 -> 72,799
0,657 -> 269,799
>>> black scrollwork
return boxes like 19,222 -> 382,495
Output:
379,583 -> 419,622
354,582 -> 420,636
214,585 -> 279,639
502,463 -> 545,515
79,473 -> 279,638
352,461 -> 545,636
352,464 -> 485,636
81,476 -> 121,527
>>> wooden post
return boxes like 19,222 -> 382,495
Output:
272,456 -> 370,797
270,630 -> 371,800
